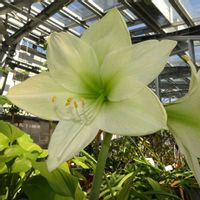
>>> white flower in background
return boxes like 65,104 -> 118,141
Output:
166,56 -> 200,186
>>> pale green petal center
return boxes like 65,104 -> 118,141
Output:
51,95 -> 104,126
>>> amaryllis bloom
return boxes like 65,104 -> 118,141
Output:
7,9 -> 176,171
165,56 -> 200,185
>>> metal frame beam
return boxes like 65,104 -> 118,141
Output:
7,0 -> 73,45
2,2 -> 62,32
81,0 -> 104,17
160,66 -> 192,78
132,24 -> 200,43
121,0 -> 169,34
161,90 -> 188,98
188,40 -> 196,63
6,58 -> 40,74
169,0 -> 195,27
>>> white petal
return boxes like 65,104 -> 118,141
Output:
47,121 -> 99,171
181,57 -> 199,98
173,134 -> 200,186
165,59 -> 200,186
97,86 -> 167,136
101,40 -> 177,86
107,75 -> 145,101
47,32 -> 101,95
82,9 -> 131,65
167,113 -> 200,158
166,66 -> 200,158
7,73 -> 71,121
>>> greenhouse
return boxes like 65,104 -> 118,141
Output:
0,0 -> 200,199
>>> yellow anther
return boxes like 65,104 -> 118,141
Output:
74,101 -> 78,108
51,96 -> 57,103
65,101 -> 71,106
65,96 -> 74,106
80,98 -> 85,107
67,97 -> 74,102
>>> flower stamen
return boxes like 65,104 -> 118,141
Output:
73,100 -> 78,109
51,96 -> 57,103
51,95 -> 103,125
65,96 -> 73,106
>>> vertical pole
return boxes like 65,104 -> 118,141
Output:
155,76 -> 161,100
188,40 -> 196,67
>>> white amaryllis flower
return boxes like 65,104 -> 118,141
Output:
7,9 -> 176,171
165,56 -> 200,186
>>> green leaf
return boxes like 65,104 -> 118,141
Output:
11,157 -> 32,173
117,176 -> 132,200
17,134 -> 42,153
32,161 -> 82,198
74,186 -> 87,200
72,156 -> 90,169
144,191 -> 181,199
57,162 -> 70,174
147,177 -> 161,191
0,121 -> 24,142
0,132 -> 9,151
0,162 -> 8,173
37,149 -> 48,159
131,189 -> 152,200
0,96 -> 11,105
0,155 -> 13,162
4,145 -> 39,161
22,175 -> 71,200
4,145 -> 24,158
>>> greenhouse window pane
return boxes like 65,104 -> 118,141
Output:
86,19 -> 98,26
21,40 -> 33,49
67,0 -> 95,20
50,13 -> 73,27
122,9 -> 138,20
194,45 -> 200,66
168,55 -> 186,66
31,2 -> 46,12
69,26 -> 86,35
153,0 -> 183,24
88,0 -> 121,11
36,46 -> 46,54
179,0 -> 200,18
128,23 -> 146,31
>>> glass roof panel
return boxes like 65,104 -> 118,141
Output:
50,12 -> 74,27
69,25 -> 86,35
128,23 -> 146,31
168,55 -> 186,66
194,45 -> 200,66
88,0 -> 121,11
31,2 -> 46,13
122,9 -> 138,20
153,0 -> 183,24
67,0 -> 95,20
179,0 -> 200,18
86,18 -> 98,26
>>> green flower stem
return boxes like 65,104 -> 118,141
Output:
89,132 -> 112,200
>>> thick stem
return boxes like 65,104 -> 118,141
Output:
89,132 -> 112,200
